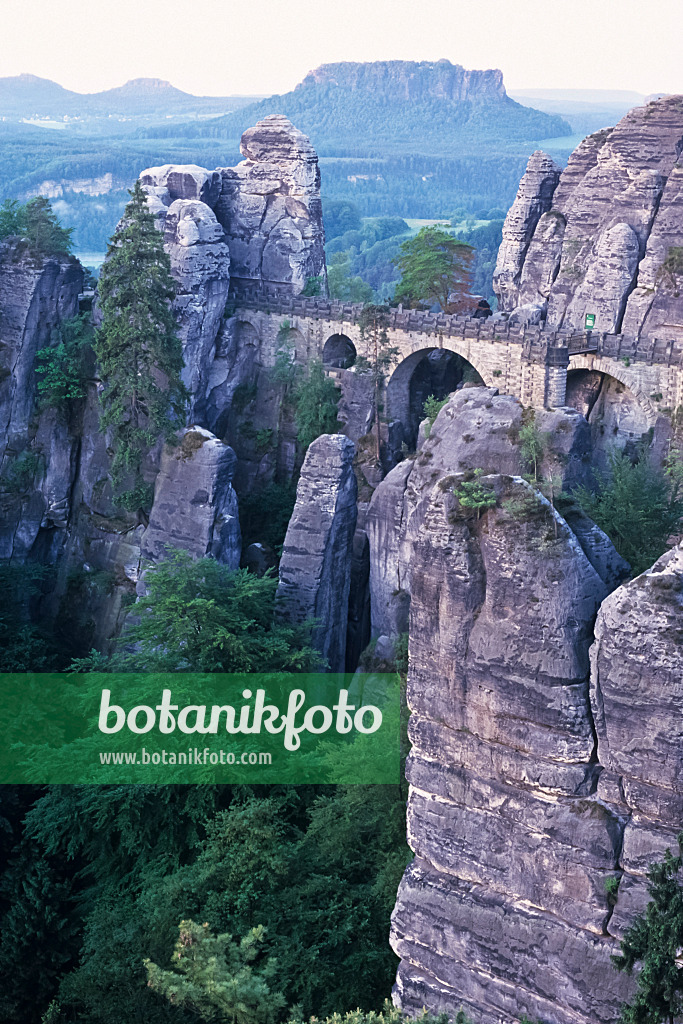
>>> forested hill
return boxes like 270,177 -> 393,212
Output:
0,73 -> 260,118
140,59 -> 572,156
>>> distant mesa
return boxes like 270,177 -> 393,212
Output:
138,59 -> 573,157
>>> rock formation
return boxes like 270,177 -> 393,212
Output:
0,242 -> 83,561
162,198 -> 231,414
215,115 -> 326,298
494,95 -> 683,338
298,60 -> 509,103
367,387 -> 599,637
591,541 -> 683,933
492,151 -> 562,314
140,427 -> 240,571
384,389 -> 681,1024
275,434 -> 357,672
139,114 -> 327,309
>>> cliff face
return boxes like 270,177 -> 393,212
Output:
275,434 -> 357,673
297,60 -> 507,103
385,391 -> 683,1024
0,243 -> 83,561
0,117 -> 322,631
494,95 -> 683,337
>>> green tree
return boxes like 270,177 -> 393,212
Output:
393,226 -> 474,311
35,314 -> 91,410
0,196 -> 72,257
613,836 -> 683,1024
327,252 -> 374,303
145,920 -> 285,1024
454,469 -> 497,519
94,179 -> 187,512
518,417 -> 551,483
422,395 -> 448,437
0,563 -> 60,672
574,448 -> 683,575
114,549 -> 316,673
357,305 -> 399,462
293,359 -> 341,449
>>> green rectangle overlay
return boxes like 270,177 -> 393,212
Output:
0,673 -> 400,784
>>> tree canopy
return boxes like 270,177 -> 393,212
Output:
393,226 -> 474,311
0,196 -> 73,257
573,447 -> 683,575
613,835 -> 683,1024
106,549 -> 317,674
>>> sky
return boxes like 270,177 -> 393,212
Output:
1,0 -> 681,98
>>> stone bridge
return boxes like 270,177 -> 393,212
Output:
232,291 -> 683,449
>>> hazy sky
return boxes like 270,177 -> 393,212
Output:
1,0 -> 681,97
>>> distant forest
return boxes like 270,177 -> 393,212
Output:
0,66 -> 578,292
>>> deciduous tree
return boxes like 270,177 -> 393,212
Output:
393,226 -> 473,312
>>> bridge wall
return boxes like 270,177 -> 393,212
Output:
233,306 -> 568,412
232,298 -> 683,432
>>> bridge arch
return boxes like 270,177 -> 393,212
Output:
323,332 -> 357,369
566,357 -> 658,467
567,355 -> 657,422
386,347 -> 485,450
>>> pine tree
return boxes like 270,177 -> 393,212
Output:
613,835 -> 683,1024
94,179 -> 187,511
144,920 -> 285,1024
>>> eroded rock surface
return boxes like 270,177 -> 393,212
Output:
493,151 -> 562,312
215,114 -> 326,298
368,387 -> 595,637
494,95 -> 683,338
0,242 -> 83,560
384,390 -> 656,1024
591,542 -> 683,934
141,427 -> 240,570
275,434 -> 357,672
163,198 -> 231,411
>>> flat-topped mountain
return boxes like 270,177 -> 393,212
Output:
296,60 -> 507,103
142,59 -> 572,156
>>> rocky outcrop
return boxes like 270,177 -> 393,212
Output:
140,164 -> 222,206
137,115 -> 326,429
141,113 -> 327,307
368,387 -> 596,637
140,427 -> 240,570
162,199 -> 231,413
383,387 -> 683,1023
384,396 -> 641,1023
275,434 -> 357,672
494,95 -> 683,338
492,151 -> 562,312
0,242 -> 83,560
298,60 -> 508,103
215,115 -> 326,299
590,541 -> 683,934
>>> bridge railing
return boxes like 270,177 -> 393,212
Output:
232,289 -> 683,367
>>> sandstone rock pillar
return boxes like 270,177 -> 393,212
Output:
275,434 -> 357,672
